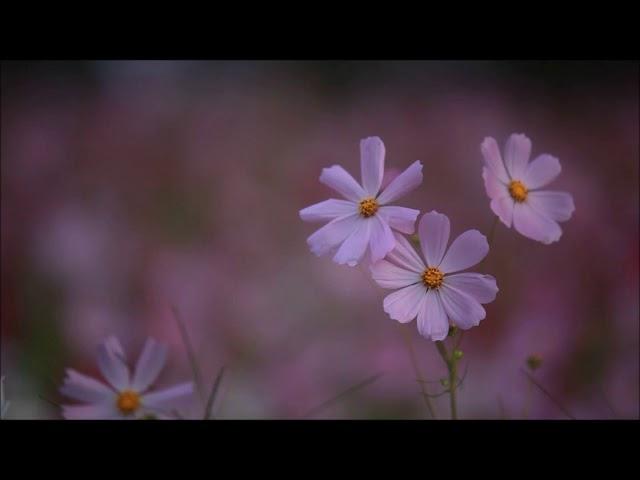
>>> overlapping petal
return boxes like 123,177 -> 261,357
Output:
97,336 -> 130,391
319,165 -> 366,202
299,199 -> 357,222
439,230 -> 488,274
418,211 -> 450,267
377,160 -> 423,205
513,202 -> 562,244
360,136 -> 385,196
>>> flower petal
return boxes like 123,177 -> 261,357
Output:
382,283 -> 427,323
490,196 -> 515,228
480,137 -> 509,183
62,402 -> 120,420
97,336 -> 130,391
439,284 -> 486,330
306,214 -> 360,257
319,165 -> 366,202
377,160 -> 423,205
386,232 -> 425,273
504,133 -> 531,179
513,202 -> 562,244
524,154 -> 561,189
377,206 -> 420,234
439,230 -> 489,274
60,369 -> 115,403
527,191 -> 575,222
369,215 -> 395,264
417,290 -> 449,341
444,273 -> 498,304
333,217 -> 371,266
482,166 -> 509,200
299,199 -> 357,223
370,260 -> 421,289
142,382 -> 194,409
418,211 -> 450,268
360,136 -> 385,196
132,338 -> 167,392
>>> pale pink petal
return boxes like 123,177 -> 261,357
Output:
142,382 -> 194,409
377,206 -> 420,234
418,211 -> 450,268
333,217 -> 371,266
417,290 -> 449,341
377,160 -> 423,205
382,283 -> 427,323
319,165 -> 366,202
360,136 -> 385,196
512,202 -> 562,244
369,216 -> 395,263
527,191 -> 575,222
439,230 -> 489,274
60,369 -> 115,403
370,260 -> 421,289
482,166 -> 509,200
504,133 -> 531,179
439,285 -> 486,330
386,232 -> 425,273
490,196 -> 515,228
523,154 -> 561,189
444,273 -> 498,304
62,402 -> 120,420
306,214 -> 360,257
299,199 -> 356,222
132,338 -> 167,392
97,336 -> 130,391
480,137 -> 509,183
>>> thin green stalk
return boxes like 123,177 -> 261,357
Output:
521,369 -> 576,419
302,373 -> 382,418
171,305 -> 206,407
399,325 -> 437,419
523,377 -> 533,418
435,340 -> 458,420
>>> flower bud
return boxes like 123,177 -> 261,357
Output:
526,354 -> 543,371
453,349 -> 464,360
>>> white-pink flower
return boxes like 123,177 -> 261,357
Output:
60,336 -> 193,419
300,136 -> 423,266
371,211 -> 498,341
481,133 -> 575,244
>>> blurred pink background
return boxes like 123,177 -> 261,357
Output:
1,60 -> 638,419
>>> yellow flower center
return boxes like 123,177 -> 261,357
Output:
358,197 -> 379,218
422,267 -> 444,289
116,390 -> 141,415
508,180 -> 528,203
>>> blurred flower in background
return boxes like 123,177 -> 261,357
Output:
59,336 -> 193,419
1,60 -> 638,419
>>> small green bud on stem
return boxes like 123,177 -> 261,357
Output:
526,354 -> 543,371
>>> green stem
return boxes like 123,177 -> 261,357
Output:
400,325 -> 437,419
523,377 -> 533,419
435,340 -> 458,420
449,357 -> 458,420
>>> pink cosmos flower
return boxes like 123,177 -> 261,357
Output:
300,136 -> 423,266
370,211 -> 498,341
481,133 -> 575,244
60,336 -> 193,419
